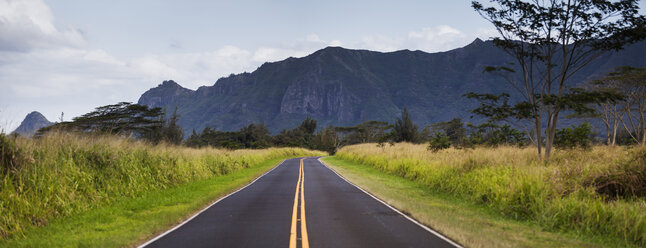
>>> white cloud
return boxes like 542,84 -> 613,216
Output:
0,0 -> 498,132
0,0 -> 84,52
475,28 -> 499,40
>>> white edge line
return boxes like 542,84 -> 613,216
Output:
316,157 -> 463,248
137,158 -> 291,248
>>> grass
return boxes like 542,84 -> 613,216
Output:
330,143 -> 646,247
2,157 -> 285,247
0,132 -> 325,246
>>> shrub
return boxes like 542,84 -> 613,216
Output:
428,133 -> 451,151
554,122 -> 592,149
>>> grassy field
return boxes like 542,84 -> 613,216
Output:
331,143 -> 646,247
0,133 -> 325,246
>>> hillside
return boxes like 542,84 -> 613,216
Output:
138,39 -> 646,133
12,111 -> 53,137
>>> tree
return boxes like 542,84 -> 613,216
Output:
428,133 -> 451,152
336,121 -> 392,144
159,107 -> 184,145
37,102 -> 164,139
299,116 -> 317,135
583,67 -> 632,145
272,117 -> 319,148
427,118 -> 470,148
612,67 -> 646,145
393,108 -> 419,142
239,123 -> 271,148
471,0 -> 646,159
313,126 -> 341,154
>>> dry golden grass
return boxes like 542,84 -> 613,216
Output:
335,143 -> 646,246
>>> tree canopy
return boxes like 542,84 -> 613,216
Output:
469,0 -> 646,159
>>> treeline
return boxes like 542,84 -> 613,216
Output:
183,108 -> 531,154
31,101 -> 592,154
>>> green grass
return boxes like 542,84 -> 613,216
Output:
0,132 -> 325,246
1,157 -> 287,247
321,156 -> 642,248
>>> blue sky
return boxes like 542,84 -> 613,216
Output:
0,0 -> 645,131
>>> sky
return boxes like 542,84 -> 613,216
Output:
0,0 -> 644,131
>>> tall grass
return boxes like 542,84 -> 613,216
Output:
0,132 -> 325,239
335,143 -> 646,246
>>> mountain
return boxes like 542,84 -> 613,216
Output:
138,39 -> 646,134
12,111 -> 53,137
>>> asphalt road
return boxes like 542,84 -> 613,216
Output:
140,157 -> 459,248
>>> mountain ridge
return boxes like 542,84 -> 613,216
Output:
138,39 -> 646,134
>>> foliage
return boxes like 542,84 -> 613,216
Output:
554,122 -> 593,150
335,143 -> 646,246
272,117 -> 317,148
392,108 -> 419,143
335,121 -> 392,145
428,132 -> 451,152
470,0 -> 646,159
426,118 -> 471,148
424,118 -> 526,151
590,67 -> 646,145
159,107 -> 184,145
36,102 -> 184,144
186,123 -> 271,149
468,122 -> 527,147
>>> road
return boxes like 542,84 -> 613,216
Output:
140,157 -> 459,248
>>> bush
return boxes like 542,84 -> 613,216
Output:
554,122 -> 592,149
428,133 -> 451,151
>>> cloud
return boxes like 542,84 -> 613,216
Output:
0,0 -> 85,52
406,25 -> 466,51
0,0 -> 498,132
350,25 -> 492,53
129,46 -> 254,87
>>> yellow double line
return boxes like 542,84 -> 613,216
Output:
289,158 -> 309,248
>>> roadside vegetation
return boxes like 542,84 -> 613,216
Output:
2,1 -> 645,246
332,143 -> 646,246
0,132 -> 324,242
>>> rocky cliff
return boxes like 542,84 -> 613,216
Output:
138,39 -> 646,133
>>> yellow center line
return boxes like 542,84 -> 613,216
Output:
289,159 -> 302,248
289,159 -> 309,248
300,159 -> 309,248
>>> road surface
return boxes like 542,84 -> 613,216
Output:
140,157 -> 459,248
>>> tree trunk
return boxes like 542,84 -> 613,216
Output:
544,110 -> 560,161
612,121 -> 619,146
603,121 -> 611,145
535,116 -> 542,160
